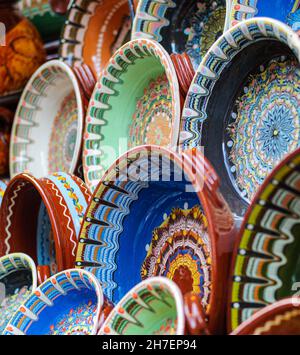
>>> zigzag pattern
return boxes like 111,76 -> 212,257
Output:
45,180 -> 77,256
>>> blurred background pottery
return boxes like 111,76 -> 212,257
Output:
228,0 -> 300,33
0,107 -> 13,177
0,0 -> 45,97
10,60 -> 86,179
0,178 -> 7,207
83,39 -> 181,192
4,269 -> 110,335
99,277 -> 186,335
77,145 -> 236,334
228,147 -> 300,331
231,298 -> 300,335
59,0 -> 131,77
0,172 -> 91,279
132,0 -> 232,69
182,18 -> 300,221
0,253 -> 37,334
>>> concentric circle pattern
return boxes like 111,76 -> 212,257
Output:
225,57 -> 300,202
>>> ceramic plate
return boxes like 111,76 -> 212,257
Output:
182,18 -> 300,218
132,0 -> 231,69
229,147 -> 300,330
228,0 -> 300,31
59,0 -> 131,77
4,269 -> 103,335
83,39 -> 180,192
10,60 -> 84,178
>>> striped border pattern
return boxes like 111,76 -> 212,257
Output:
83,39 -> 179,192
230,153 -> 300,329
4,270 -> 101,335
181,18 -> 300,150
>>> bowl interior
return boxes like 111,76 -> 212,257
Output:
103,282 -> 180,335
11,64 -> 82,178
133,0 -> 227,69
202,39 -> 299,217
0,256 -> 34,333
78,153 -> 212,308
230,0 -> 300,29
230,152 -> 300,329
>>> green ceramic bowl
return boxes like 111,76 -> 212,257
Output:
99,277 -> 185,335
83,39 -> 181,191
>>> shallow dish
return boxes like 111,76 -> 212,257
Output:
59,0 -> 131,77
77,145 -> 236,334
182,18 -> 300,219
0,253 -> 37,334
10,60 -> 84,179
4,269 -> 108,335
228,0 -> 300,32
83,39 -> 181,192
132,0 -> 231,69
0,172 -> 91,277
229,147 -> 300,331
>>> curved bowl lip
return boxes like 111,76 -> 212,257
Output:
132,0 -> 232,46
9,59 -> 84,179
231,297 -> 300,335
98,276 -> 185,335
227,146 -> 300,332
83,38 -> 181,191
78,144 -> 226,324
1,173 -> 65,270
0,252 -> 37,291
6,268 -> 104,335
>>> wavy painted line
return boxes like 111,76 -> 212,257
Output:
253,309 -> 300,335
45,180 -> 77,257
4,182 -> 26,254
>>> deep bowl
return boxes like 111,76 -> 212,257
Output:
182,18 -> 300,219
4,269 -> 106,335
83,39 -> 181,192
0,253 -> 37,334
10,60 -> 84,179
228,147 -> 300,331
77,145 -> 236,334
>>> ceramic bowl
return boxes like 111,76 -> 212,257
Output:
182,18 -> 300,220
19,0 -> 67,42
0,172 -> 91,278
0,253 -> 37,334
232,298 -> 300,335
228,147 -> 300,331
4,269 -> 110,335
77,145 -> 236,334
132,0 -> 232,69
83,39 -> 181,192
59,0 -> 131,77
10,60 -> 84,179
0,179 -> 7,207
227,0 -> 300,32
99,277 -> 185,335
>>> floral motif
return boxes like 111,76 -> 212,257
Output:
128,74 -> 173,148
141,205 -> 211,310
48,301 -> 97,335
226,58 -> 300,201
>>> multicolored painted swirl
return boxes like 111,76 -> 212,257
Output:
225,57 -> 300,202
230,150 -> 300,330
